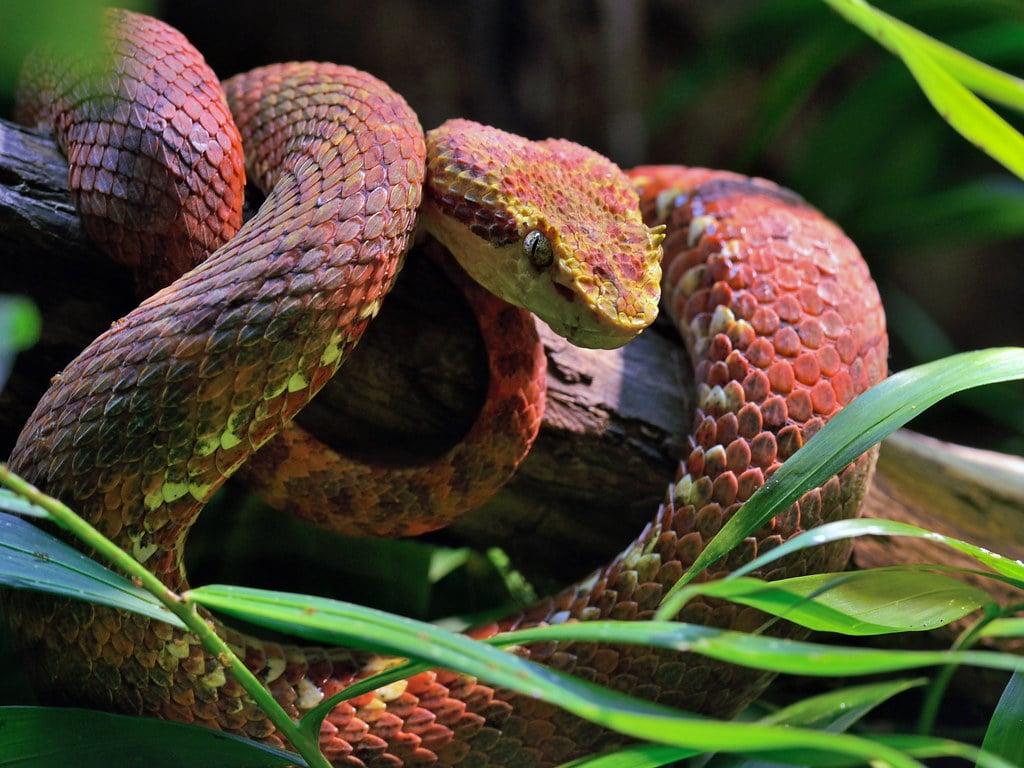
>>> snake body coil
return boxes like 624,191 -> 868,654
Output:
4,11 -> 887,767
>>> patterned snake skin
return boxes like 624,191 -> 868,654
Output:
3,10 -> 887,767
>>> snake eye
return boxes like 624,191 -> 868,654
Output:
524,230 -> 553,269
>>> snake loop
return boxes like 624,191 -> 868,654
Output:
3,10 -> 887,767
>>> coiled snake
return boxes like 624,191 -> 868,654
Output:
3,10 -> 888,767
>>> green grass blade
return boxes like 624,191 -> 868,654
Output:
657,348 -> 1024,618
187,584 -> 931,766
760,678 -> 925,729
0,512 -> 182,626
728,518 -> 1024,588
704,679 -> 926,768
871,734 -> 1018,768
189,583 -> 1024,687
981,671 -> 1024,767
822,0 -> 1024,179
0,706 -> 303,767
888,25 -> 1024,180
824,0 -> 1024,114
495,621 -> 1024,679
979,618 -> 1024,640
663,567 -> 992,635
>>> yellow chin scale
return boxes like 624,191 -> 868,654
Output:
423,119 -> 663,349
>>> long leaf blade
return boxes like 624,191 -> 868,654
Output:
890,24 -> 1024,180
188,584 -> 930,766
981,671 -> 1024,767
0,512 -> 181,626
824,0 -> 1024,114
0,706 -> 303,767
822,0 -> 1024,179
728,518 -> 1024,587
663,568 -> 992,635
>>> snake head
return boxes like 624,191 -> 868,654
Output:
423,119 -> 663,349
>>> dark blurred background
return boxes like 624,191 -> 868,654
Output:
3,0 -> 1023,452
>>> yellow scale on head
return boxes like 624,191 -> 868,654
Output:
421,118 -> 664,349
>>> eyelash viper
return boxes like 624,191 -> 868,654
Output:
3,9 -> 887,767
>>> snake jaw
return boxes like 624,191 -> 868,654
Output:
423,119 -> 663,349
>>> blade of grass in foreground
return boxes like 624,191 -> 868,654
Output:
658,566 -> 993,636
657,347 -> 1024,618
189,582 -> 1023,766
560,743 -> 695,768
547,680 -> 931,767
822,0 -> 1024,179
189,584 -> 928,766
0,706 -> 303,768
823,0 -> 1024,114
982,670 -> 1024,767
5,478 -> 927,766
489,621 -> 1024,679
0,511 -> 181,626
688,681 -> 1018,768
728,518 -> 1024,588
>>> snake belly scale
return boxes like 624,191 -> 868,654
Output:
3,10 -> 887,768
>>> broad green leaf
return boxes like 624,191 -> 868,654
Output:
0,512 -> 181,627
0,706 -> 302,767
187,584 -> 927,766
981,671 -> 1024,767
666,567 -> 991,635
658,348 -> 1024,618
